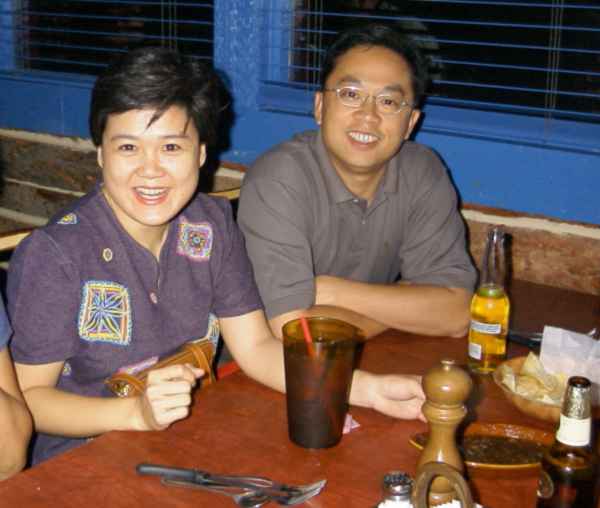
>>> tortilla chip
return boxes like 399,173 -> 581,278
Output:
521,352 -> 557,392
499,363 -> 516,392
547,373 -> 568,405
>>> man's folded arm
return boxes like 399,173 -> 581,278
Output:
268,305 -> 388,340
314,276 -> 472,338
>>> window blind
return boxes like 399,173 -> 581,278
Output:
13,0 -> 214,76
261,1 -> 600,123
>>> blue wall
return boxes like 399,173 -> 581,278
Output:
1,0 -> 599,225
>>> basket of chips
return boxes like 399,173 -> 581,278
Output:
492,353 -> 567,422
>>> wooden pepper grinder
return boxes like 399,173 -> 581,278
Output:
416,358 -> 473,506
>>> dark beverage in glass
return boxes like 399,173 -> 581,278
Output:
536,376 -> 598,508
283,317 -> 362,449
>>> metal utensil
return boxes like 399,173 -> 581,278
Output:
507,330 -> 542,349
161,477 -> 325,506
136,463 -> 326,505
162,479 -> 271,507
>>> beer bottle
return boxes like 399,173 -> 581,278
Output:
536,376 -> 598,508
468,226 -> 510,374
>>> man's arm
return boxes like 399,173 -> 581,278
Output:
315,276 -> 472,338
268,305 -> 388,340
267,280 -> 471,340
0,348 -> 32,480
220,309 -> 425,421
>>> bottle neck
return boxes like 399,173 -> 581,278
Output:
480,227 -> 506,287
556,414 -> 591,447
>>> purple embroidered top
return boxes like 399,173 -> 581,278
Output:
8,185 -> 263,464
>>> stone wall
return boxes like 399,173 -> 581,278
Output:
464,207 -> 600,295
1,129 -> 599,295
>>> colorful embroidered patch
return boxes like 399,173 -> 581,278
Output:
78,281 -> 132,345
201,312 -> 220,351
57,213 -> 78,225
62,362 -> 72,377
176,220 -> 213,261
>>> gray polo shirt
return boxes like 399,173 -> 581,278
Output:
238,130 -> 476,319
8,185 -> 263,464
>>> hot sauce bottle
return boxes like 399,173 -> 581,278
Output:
468,226 -> 510,374
536,376 -> 598,508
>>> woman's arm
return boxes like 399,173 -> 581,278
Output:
0,348 -> 32,480
15,360 -> 204,437
221,310 -> 425,420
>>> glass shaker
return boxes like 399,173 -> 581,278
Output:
376,471 -> 414,508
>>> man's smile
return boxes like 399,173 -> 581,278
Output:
347,130 -> 380,145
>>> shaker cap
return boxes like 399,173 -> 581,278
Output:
383,471 -> 413,499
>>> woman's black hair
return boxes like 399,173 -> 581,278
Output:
89,47 -> 222,147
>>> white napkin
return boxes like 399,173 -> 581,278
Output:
539,326 -> 600,405
377,500 -> 483,507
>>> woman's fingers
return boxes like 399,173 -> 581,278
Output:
147,364 -> 204,387
138,363 -> 205,430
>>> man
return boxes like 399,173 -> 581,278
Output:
239,23 -> 476,340
0,298 -> 31,479
9,46 -> 424,464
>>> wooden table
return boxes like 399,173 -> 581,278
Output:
1,280 -> 598,507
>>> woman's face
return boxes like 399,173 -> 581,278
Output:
97,105 -> 206,246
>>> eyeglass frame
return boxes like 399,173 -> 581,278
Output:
322,86 -> 415,114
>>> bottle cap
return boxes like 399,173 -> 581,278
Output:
383,471 -> 413,500
562,376 -> 591,419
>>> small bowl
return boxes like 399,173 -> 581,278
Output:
409,422 -> 553,470
492,356 -> 561,423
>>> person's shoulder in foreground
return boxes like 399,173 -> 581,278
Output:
240,22 -> 476,340
0,296 -> 32,480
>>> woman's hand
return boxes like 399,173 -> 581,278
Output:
133,363 -> 204,431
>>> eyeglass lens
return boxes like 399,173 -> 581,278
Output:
336,87 -> 409,113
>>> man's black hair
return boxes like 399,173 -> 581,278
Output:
89,46 -> 222,147
320,23 -> 429,105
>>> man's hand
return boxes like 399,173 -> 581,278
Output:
351,370 -> 426,421
133,363 -> 203,431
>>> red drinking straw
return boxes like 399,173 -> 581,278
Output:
299,317 -> 316,357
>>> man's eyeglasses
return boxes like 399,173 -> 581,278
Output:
323,86 -> 414,115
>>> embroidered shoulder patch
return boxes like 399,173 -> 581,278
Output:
57,213 -> 78,225
62,362 -> 72,377
78,281 -> 132,345
176,221 -> 213,261
200,312 -> 220,351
